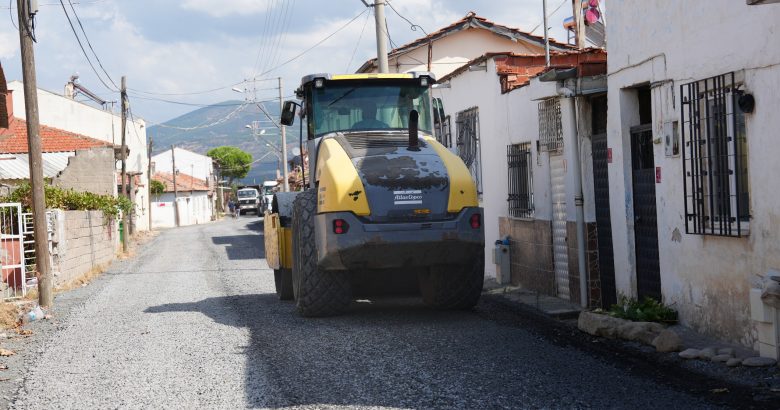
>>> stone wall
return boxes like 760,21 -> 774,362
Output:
498,217 -> 555,295
53,147 -> 116,196
50,210 -> 117,285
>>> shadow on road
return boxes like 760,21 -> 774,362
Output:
211,235 -> 266,260
144,293 -> 508,408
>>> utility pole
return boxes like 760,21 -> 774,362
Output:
373,0 -> 389,73
278,77 -> 289,192
543,0 -> 551,66
147,136 -> 152,230
572,0 -> 586,49
171,145 -> 180,227
16,0 -> 52,307
120,76 -> 129,253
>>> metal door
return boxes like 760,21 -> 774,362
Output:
550,154 -> 569,300
630,125 -> 662,301
1,203 -> 27,299
592,133 -> 616,308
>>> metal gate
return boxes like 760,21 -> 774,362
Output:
592,132 -> 616,308
0,203 -> 27,299
630,125 -> 662,300
550,154 -> 570,300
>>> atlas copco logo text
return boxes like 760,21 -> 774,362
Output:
393,190 -> 423,205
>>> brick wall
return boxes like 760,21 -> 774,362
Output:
53,147 -> 115,196
50,210 -> 117,285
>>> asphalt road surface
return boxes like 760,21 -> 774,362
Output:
11,217 -> 722,409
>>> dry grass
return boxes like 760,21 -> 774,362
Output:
0,302 -> 19,329
55,265 -> 106,293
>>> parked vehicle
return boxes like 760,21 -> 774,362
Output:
261,180 -> 279,213
264,72 -> 484,317
236,187 -> 260,215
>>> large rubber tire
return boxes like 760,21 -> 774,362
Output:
419,252 -> 484,309
274,268 -> 293,300
291,189 -> 352,317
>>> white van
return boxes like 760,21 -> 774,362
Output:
261,181 -> 279,213
236,187 -> 260,215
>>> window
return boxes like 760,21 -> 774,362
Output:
507,143 -> 533,218
680,72 -> 750,237
456,107 -> 482,194
309,80 -> 432,137
432,98 -> 452,148
538,98 -> 563,152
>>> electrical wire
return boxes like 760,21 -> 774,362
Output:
529,0 -> 568,34
8,0 -> 17,30
146,102 -> 249,131
346,9 -> 372,72
255,8 -> 369,78
260,0 -> 291,76
58,0 -> 117,91
66,0 -> 119,90
265,0 -> 295,75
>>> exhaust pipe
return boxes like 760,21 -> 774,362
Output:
408,110 -> 419,151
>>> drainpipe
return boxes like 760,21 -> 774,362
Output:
560,84 -> 588,308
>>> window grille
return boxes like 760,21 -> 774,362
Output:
507,143 -> 534,218
538,98 -> 563,152
680,72 -> 750,237
456,107 -> 482,194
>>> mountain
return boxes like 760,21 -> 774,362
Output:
148,100 -> 301,184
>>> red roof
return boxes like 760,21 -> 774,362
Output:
0,117 -> 111,154
440,48 -> 607,93
153,172 -> 209,193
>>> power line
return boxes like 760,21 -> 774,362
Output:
57,0 -> 116,91
65,0 -> 118,90
346,10 -> 372,72
256,8 -> 369,78
7,0 -> 17,30
265,0 -> 295,75
530,0 -> 568,34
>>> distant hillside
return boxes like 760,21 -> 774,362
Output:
148,100 -> 300,184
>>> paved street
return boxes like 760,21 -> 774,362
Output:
11,218 -> 722,409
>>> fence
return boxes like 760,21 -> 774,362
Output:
0,203 -> 28,299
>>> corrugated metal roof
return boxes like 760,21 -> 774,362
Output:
0,152 -> 75,180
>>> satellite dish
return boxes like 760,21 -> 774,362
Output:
292,147 -> 301,156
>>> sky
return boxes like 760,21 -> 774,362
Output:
0,0 -> 580,124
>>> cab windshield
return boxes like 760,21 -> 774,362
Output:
310,80 -> 432,137
237,190 -> 256,198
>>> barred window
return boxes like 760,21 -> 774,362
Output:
680,72 -> 750,237
456,107 -> 482,194
507,143 -> 533,218
538,98 -> 563,152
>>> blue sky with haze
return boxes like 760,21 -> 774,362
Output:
0,0 -> 578,124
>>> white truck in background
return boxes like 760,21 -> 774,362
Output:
236,187 -> 261,215
261,181 -> 279,213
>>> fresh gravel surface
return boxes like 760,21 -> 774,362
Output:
8,217 -> 726,409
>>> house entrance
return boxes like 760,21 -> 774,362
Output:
630,124 -> 661,300
590,96 -> 615,308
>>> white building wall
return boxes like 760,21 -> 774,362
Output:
151,191 -> 212,229
8,81 -> 150,232
152,148 -> 214,183
606,0 -> 780,346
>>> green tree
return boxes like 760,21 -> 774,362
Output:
150,179 -> 166,196
207,146 -> 253,185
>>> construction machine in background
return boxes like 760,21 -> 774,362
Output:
264,72 -> 484,316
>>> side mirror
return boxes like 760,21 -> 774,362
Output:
281,100 -> 297,126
